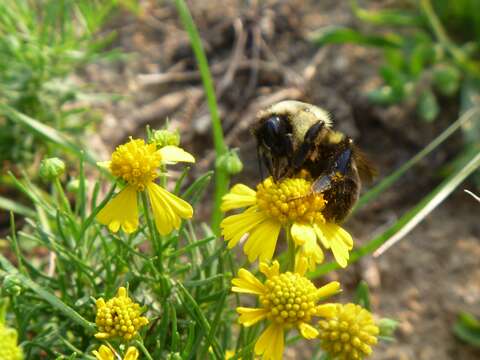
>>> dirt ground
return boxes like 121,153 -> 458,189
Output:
84,1 -> 480,359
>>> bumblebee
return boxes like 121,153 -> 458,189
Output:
253,100 -> 376,223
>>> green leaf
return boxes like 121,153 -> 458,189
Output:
0,254 -> 95,332
367,86 -> 398,106
354,281 -> 371,311
454,312 -> 480,347
0,195 -> 36,218
350,0 -> 424,27
0,104 -> 98,165
311,26 -> 402,48
432,64 -> 461,96
460,76 -> 480,145
417,89 -> 440,122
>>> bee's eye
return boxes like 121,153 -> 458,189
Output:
261,116 -> 292,155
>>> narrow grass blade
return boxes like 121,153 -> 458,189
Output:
309,150 -> 480,278
311,26 -> 402,48
354,106 -> 479,212
0,196 -> 36,218
0,254 -> 95,331
0,104 -> 98,165
173,0 -> 229,233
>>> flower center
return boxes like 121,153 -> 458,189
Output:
318,303 -> 379,358
260,272 -> 318,325
95,288 -> 149,341
256,176 -> 326,224
110,139 -> 161,191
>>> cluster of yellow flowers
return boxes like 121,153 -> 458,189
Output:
91,134 -> 383,360
222,171 -> 381,359
0,323 -> 23,360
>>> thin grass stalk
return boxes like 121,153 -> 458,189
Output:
173,0 -> 229,234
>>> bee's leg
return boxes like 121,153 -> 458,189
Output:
292,121 -> 324,171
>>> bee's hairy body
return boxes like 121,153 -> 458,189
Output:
253,100 -> 375,223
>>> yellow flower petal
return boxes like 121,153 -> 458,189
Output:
221,209 -> 269,249
243,219 -> 282,262
159,145 -> 195,164
297,229 -> 324,271
147,182 -> 193,235
290,223 -> 316,246
124,346 -> 139,360
221,184 -> 257,211
298,322 -> 319,339
236,307 -> 268,326
96,160 -> 111,170
96,186 -> 139,233
294,255 -> 309,276
317,281 -> 341,300
259,261 -> 280,279
92,345 -> 114,360
254,323 -> 284,360
316,303 -> 337,317
315,222 -> 353,268
313,223 -> 330,249
232,268 -> 266,295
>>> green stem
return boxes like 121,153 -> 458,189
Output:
135,339 -> 154,360
173,0 -> 229,234
420,0 -> 478,76
54,178 -> 71,213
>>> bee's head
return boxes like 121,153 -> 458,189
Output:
253,100 -> 331,181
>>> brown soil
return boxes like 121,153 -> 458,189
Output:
84,0 -> 480,358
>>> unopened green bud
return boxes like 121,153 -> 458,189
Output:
166,352 -> 182,360
3,274 -> 24,297
216,149 -> 243,175
66,179 -> 80,194
378,318 -> 399,338
39,157 -> 65,181
151,129 -> 180,148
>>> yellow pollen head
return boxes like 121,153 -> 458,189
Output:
256,176 -> 326,224
0,326 -> 22,360
95,287 -> 149,341
110,138 -> 161,191
318,303 -> 379,360
260,272 -> 318,326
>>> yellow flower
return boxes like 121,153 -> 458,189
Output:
220,175 -> 353,267
232,258 -> 340,360
93,345 -> 139,360
95,287 -> 149,341
96,138 -> 195,235
318,303 -> 379,360
0,325 -> 23,360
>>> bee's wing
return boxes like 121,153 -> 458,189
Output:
312,148 -> 353,193
352,145 -> 378,183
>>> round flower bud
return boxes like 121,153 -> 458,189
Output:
151,129 -> 180,148
39,157 -> 65,181
3,274 -> 24,296
66,179 -> 80,194
216,150 -> 243,175
377,318 -> 398,338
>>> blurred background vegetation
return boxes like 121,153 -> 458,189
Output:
0,0 -> 479,359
